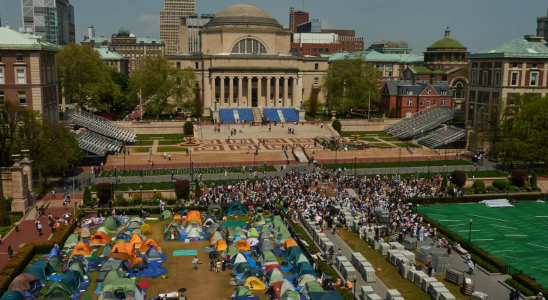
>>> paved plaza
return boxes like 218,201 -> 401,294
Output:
197,122 -> 334,140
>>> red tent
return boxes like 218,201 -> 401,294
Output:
265,264 -> 282,273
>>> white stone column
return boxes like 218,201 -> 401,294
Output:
275,77 -> 280,107
247,77 -> 252,107
283,77 -> 289,107
266,77 -> 272,107
257,77 -> 262,107
238,77 -> 243,107
220,76 -> 225,106
211,76 -> 216,107
298,75 -> 303,105
292,77 -> 298,107
229,77 -> 234,106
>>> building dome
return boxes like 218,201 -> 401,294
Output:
427,27 -> 466,49
206,4 -> 281,28
118,27 -> 130,35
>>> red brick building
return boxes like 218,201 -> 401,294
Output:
0,24 -> 60,123
380,77 -> 453,118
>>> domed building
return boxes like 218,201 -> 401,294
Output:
172,4 -> 327,120
403,27 -> 469,109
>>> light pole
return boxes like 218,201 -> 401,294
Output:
413,127 -> 415,140
469,219 -> 473,247
114,166 -> 117,190
189,150 -> 192,178
428,157 -> 431,177
191,160 -> 194,181
354,156 -> 357,177
507,175 -> 511,197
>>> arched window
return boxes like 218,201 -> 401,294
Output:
232,39 -> 267,54
454,81 -> 465,99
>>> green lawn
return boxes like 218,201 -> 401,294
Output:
0,214 -> 23,237
99,165 -> 278,177
324,159 -> 473,170
158,140 -> 186,145
358,137 -> 380,142
135,141 -> 154,146
341,131 -> 391,137
130,147 -> 151,153
90,182 -> 175,192
157,147 -> 188,152
370,143 -> 395,148
136,134 -> 187,140
379,137 -> 402,142
372,170 -> 506,179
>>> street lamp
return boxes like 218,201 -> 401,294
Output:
354,156 -> 357,177
469,219 -> 473,247
189,150 -> 192,178
413,127 -> 416,140
114,166 -> 117,190
191,160 -> 194,181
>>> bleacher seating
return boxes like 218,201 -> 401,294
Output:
65,109 -> 136,143
281,108 -> 299,122
236,109 -> 254,122
418,126 -> 466,148
384,107 -> 460,140
264,108 -> 281,122
75,131 -> 123,156
219,109 -> 235,122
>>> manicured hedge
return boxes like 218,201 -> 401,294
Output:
407,193 -> 545,205
506,278 -> 534,296
512,273 -> 548,297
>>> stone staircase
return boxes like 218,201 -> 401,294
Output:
252,108 -> 263,123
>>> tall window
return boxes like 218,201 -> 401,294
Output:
18,92 -> 26,104
427,100 -> 430,107
17,69 -> 25,84
471,71 -> 477,84
0,92 -> 4,104
231,39 -> 267,54
441,99 -> 446,106
0,69 -> 3,83
511,73 -> 518,86
482,71 -> 489,85
531,73 -> 538,86
16,53 -> 23,63
494,71 -> 500,86
407,99 -> 412,106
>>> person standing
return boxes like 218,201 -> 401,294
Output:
509,289 -> 515,300
216,259 -> 221,273
515,288 -> 521,300
193,256 -> 199,270
37,222 -> 43,236
7,246 -> 13,259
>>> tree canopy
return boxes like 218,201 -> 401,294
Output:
57,43 -> 121,109
129,55 -> 196,118
321,58 -> 382,113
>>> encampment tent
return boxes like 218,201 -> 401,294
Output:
203,215 -> 217,227
69,255 -> 89,267
257,239 -> 274,251
172,215 -> 183,224
291,262 -> 316,278
126,220 -> 143,230
101,270 -> 127,288
264,264 -> 281,274
102,216 -> 122,232
230,253 -> 247,265
144,248 -> 162,261
8,274 -> 40,291
185,211 -> 202,225
0,291 -> 24,300
64,234 -> 81,248
265,279 -> 295,300
251,215 -> 266,227
129,257 -> 148,271
208,204 -> 223,218
97,258 -> 128,282
60,270 -> 83,293
206,223 -> 226,234
258,250 -> 277,265
266,268 -> 284,285
140,239 -> 162,253
244,277 -> 265,290
226,202 -> 247,217
187,228 -> 201,238
298,274 -> 317,287
284,239 -> 298,249
185,221 -> 202,233
284,247 -> 304,263
290,254 -> 309,266
109,243 -> 135,261
308,291 -> 344,300
248,228 -> 259,238
97,227 -> 110,235
44,282 -> 72,300
209,231 -> 224,245
235,239 -> 251,252
231,227 -> 246,239
163,227 -> 182,240
68,262 -> 86,277
299,280 -> 323,297
26,261 -> 53,283
80,227 -> 92,238
259,232 -> 274,239
277,228 -> 291,242
100,278 -> 145,300
231,286 -> 253,297
159,209 -> 174,220
243,268 -> 264,279
215,239 -> 227,251
247,238 -> 259,247
128,233 -> 144,248
140,224 -> 152,235
70,242 -> 93,258
281,291 -> 300,300
102,244 -> 113,256
48,255 -> 63,267
235,262 -> 253,274
90,231 -> 110,246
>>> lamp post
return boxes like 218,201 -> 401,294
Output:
469,219 -> 473,247
413,127 -> 415,140
114,166 -> 117,190
354,156 -> 357,177
189,150 -> 192,179
191,160 -> 194,181
428,157 -> 431,177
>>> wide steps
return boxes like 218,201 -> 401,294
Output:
293,150 -> 308,163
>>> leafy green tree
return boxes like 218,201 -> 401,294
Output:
0,99 -> 27,166
332,119 -> 341,133
57,43 -> 120,109
0,197 -> 10,226
100,68 -> 138,114
389,108 -> 397,118
195,183 -> 203,198
441,176 -> 448,189
184,121 -> 194,135
531,172 -> 538,189
83,187 -> 91,204
321,58 -> 382,113
129,55 -> 196,119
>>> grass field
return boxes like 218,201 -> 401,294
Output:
341,131 -> 392,137
157,147 -> 188,152
136,134 -> 187,140
158,140 -> 186,145
323,159 -> 473,170
370,143 -> 395,148
419,202 -> 548,288
379,137 -> 402,142
99,165 -> 278,177
134,141 -> 155,146
130,147 -> 152,153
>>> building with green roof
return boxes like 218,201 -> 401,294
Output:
0,24 -> 60,123
95,46 -> 129,76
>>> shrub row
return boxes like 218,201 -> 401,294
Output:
512,273 -> 548,297
419,214 -> 508,273
81,203 -> 264,216
407,193 -> 545,205
505,278 -> 534,296
471,254 -> 499,273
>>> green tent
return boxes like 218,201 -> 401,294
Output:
68,262 -> 86,277
132,229 -> 143,236
272,215 -> 283,224
281,291 -> 301,300
97,227 -> 110,235
300,281 -> 324,295
284,247 -> 304,261
186,220 -> 201,227
243,268 -> 264,278
231,286 -> 253,297
102,216 -> 122,232
260,250 -> 277,264
45,282 -> 72,300
60,270 -> 83,293
308,291 -> 344,300
266,268 -> 284,284
159,209 -> 174,220
248,228 -> 259,237
26,261 -> 54,283
277,228 -> 291,242
235,262 -> 253,274
291,262 -> 316,278
48,255 -> 63,267
231,227 -> 246,238
64,234 -> 81,247
259,226 -> 271,233
164,227 -> 181,240
102,270 -> 127,288
225,202 -> 247,217
187,228 -> 201,238
208,204 -> 223,217
0,291 -> 24,300
223,245 -> 239,257
290,254 -> 309,266
251,215 -> 266,227
170,222 -> 182,228
210,231 -> 224,245
102,278 -> 137,295
97,258 -> 128,282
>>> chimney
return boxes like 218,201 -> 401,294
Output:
412,78 -> 417,85
524,35 -> 543,43
430,75 -> 435,85
445,26 -> 450,39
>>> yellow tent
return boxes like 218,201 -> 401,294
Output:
173,215 -> 183,224
244,277 -> 265,290
140,224 -> 152,235
215,239 -> 227,251
235,239 -> 250,252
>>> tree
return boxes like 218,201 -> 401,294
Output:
15,110 -> 81,192
129,55 -> 196,118
441,176 -> 448,189
531,172 -> 538,189
0,197 -> 10,226
511,169 -> 528,187
195,183 -> 203,198
174,180 -> 190,199
451,170 -> 467,188
184,121 -> 194,136
83,187 -> 92,204
472,180 -> 486,193
96,183 -> 112,204
389,108 -> 397,119
331,119 -> 341,133
100,68 -> 138,114
0,99 -> 27,167
57,43 -> 120,109
321,58 -> 382,113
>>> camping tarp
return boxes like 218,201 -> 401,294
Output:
226,202 -> 247,217
109,243 -> 135,261
102,217 -> 122,232
159,209 -> 174,220
244,277 -> 265,290
90,231 -> 110,246
44,282 -> 72,300
144,248 -> 162,261
60,270 -> 83,293
25,261 -> 53,283
80,227 -> 92,238
185,211 -> 202,225
8,274 -> 40,291
140,224 -> 152,235
64,234 -> 81,248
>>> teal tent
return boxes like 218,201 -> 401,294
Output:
230,227 -> 246,239
226,202 -> 247,217
308,291 -> 344,300
208,204 -> 223,218
266,268 -> 284,284
159,209 -> 174,220
0,291 -> 24,300
68,262 -> 86,277
26,261 -> 54,283
235,262 -> 253,274
48,255 -> 63,267
44,282 -> 72,300
290,262 -> 316,278
60,270 -> 83,293
102,216 -> 122,232
102,270 -> 127,288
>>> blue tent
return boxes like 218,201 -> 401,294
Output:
309,291 -> 344,300
226,202 -> 247,217
26,261 -> 54,283
144,248 -> 162,261
0,291 -> 24,300
49,247 -> 60,257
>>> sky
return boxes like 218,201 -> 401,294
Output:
1,0 -> 547,54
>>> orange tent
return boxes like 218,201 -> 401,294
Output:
109,242 -> 136,261
129,257 -> 147,270
140,238 -> 162,254
215,239 -> 227,251
283,239 -> 298,249
128,233 -> 144,249
235,239 -> 251,252
172,215 -> 183,224
185,211 -> 202,226
70,242 -> 93,257
90,231 -> 110,246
